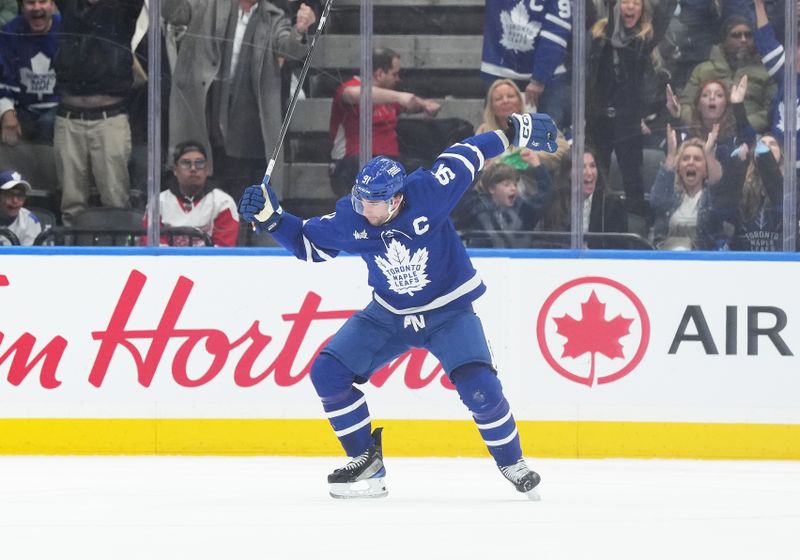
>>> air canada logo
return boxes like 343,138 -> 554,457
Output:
536,277 -> 650,387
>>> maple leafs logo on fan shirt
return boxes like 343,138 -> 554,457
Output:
374,238 -> 430,296
20,52 -> 56,99
499,2 -> 540,53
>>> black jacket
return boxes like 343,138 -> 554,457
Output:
55,0 -> 144,97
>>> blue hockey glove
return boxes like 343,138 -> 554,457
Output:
238,182 -> 283,232
506,112 -> 558,153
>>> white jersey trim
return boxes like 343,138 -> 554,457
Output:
484,427 -> 519,447
334,415 -> 371,437
373,272 -> 483,315
475,409 -> 513,431
481,61 -> 567,80
326,395 -> 367,419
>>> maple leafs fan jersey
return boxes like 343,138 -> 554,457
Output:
0,14 -> 61,116
481,0 -> 571,85
271,131 -> 510,315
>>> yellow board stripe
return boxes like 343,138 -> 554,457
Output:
1,419 -> 799,459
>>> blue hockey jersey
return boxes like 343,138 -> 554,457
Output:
0,13 -> 61,116
271,131 -> 510,315
481,0 -> 571,84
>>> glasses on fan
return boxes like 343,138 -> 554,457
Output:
729,30 -> 753,39
177,159 -> 207,170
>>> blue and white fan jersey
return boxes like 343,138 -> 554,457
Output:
481,0 -> 572,84
271,131 -> 510,315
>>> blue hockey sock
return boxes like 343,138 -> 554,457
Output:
453,363 -> 523,467
320,386 -> 372,457
311,353 -> 372,457
472,397 -> 522,467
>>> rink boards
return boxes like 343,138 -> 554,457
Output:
1,248 -> 799,459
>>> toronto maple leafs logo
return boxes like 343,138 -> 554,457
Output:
499,2 -> 541,53
20,52 -> 56,99
374,238 -> 430,296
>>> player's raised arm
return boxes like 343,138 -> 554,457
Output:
424,112 -> 559,209
238,181 -> 340,262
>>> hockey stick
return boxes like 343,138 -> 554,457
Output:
254,0 -> 333,221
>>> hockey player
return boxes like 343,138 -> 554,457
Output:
238,113 -> 558,500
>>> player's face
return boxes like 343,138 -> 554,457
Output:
21,0 -> 54,33
489,179 -> 518,208
582,153 -> 598,196
677,146 -> 707,192
0,187 -> 27,218
355,194 -> 402,226
490,84 -> 522,123
619,0 -> 643,29
173,150 -> 209,195
698,82 -> 727,123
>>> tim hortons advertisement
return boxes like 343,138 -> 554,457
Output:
1,254 -> 799,424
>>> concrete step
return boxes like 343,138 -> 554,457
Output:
313,35 -> 481,70
329,5 -> 483,35
288,98 -> 484,133
284,162 -> 334,199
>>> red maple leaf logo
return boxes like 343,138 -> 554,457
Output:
552,290 -> 633,387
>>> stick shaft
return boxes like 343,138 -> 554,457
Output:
263,0 -> 333,186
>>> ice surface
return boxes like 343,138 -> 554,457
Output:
0,456 -> 798,559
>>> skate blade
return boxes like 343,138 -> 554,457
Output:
329,477 -> 388,499
524,488 -> 541,501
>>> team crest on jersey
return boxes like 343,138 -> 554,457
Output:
20,53 -> 57,97
499,2 -> 541,52
374,238 -> 430,296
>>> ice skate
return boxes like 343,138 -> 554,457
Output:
499,458 -> 541,501
328,427 -> 388,499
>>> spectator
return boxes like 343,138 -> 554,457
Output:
164,0 -> 316,202
698,136 -> 782,251
0,0 -> 60,145
475,78 -> 568,193
679,15 -> 776,133
666,79 -> 741,157
329,47 -> 441,198
0,169 -> 41,244
479,0 -> 572,130
753,0 -> 799,176
587,0 -> 676,218
144,141 -> 239,247
650,124 -> 721,249
462,160 -> 554,248
542,148 -> 628,235
53,0 -> 144,226
0,0 -> 17,26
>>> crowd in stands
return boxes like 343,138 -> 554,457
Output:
0,0 -> 797,250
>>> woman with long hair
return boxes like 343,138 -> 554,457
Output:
587,0 -> 675,218
542,147 -> 627,236
698,134 -> 784,251
665,78 -> 742,160
474,79 -> 568,191
650,123 -> 722,249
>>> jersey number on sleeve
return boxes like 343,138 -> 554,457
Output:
433,164 -> 456,186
